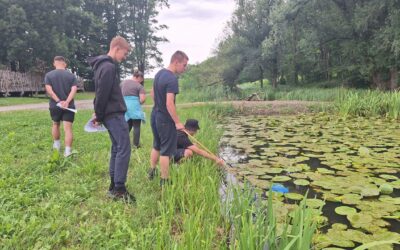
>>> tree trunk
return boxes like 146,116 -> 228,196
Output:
293,22 -> 299,85
372,71 -> 385,90
259,65 -> 264,89
389,68 -> 398,90
271,77 -> 277,88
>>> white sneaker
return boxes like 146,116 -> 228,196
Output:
53,140 -> 61,151
64,147 -> 72,157
64,151 -> 72,157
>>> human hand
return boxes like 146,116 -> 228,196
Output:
216,158 -> 225,167
92,113 -> 102,126
60,101 -> 69,109
175,122 -> 184,130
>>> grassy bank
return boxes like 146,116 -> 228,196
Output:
0,105 -> 318,249
179,81 -> 400,119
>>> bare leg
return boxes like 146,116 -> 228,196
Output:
150,148 -> 159,168
52,122 -> 60,141
159,155 -> 170,179
63,121 -> 73,147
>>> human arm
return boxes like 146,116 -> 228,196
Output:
61,86 -> 78,108
45,84 -> 61,103
187,144 -> 225,166
150,87 -> 154,101
139,85 -> 146,104
94,65 -> 114,122
139,93 -> 146,104
166,93 -> 184,130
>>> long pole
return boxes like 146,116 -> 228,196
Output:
182,130 -> 235,170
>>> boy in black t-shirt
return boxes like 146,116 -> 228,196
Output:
44,56 -> 78,157
148,51 -> 188,184
173,119 -> 225,166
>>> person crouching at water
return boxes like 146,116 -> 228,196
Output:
173,119 -> 225,166
121,68 -> 146,148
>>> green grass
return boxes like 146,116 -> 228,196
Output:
0,92 -> 95,107
0,105 -> 317,249
336,89 -> 400,120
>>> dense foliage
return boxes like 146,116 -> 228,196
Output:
0,0 -> 168,77
184,0 -> 400,90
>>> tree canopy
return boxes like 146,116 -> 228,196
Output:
187,0 -> 400,90
0,0 -> 168,77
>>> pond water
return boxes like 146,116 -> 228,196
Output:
219,114 -> 400,249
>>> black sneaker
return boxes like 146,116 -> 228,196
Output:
112,190 -> 136,204
160,178 -> 172,187
148,168 -> 157,180
107,179 -> 115,197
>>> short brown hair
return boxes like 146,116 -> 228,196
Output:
54,56 -> 66,62
170,50 -> 189,63
133,68 -> 144,77
110,35 -> 131,50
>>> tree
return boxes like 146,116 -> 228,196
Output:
125,0 -> 169,74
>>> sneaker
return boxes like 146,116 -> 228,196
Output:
112,190 -> 136,204
147,168 -> 157,180
53,141 -> 61,151
64,150 -> 77,157
107,181 -> 115,197
160,178 -> 172,187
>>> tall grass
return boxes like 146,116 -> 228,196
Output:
336,89 -> 400,119
0,106 -> 318,249
223,184 -> 317,250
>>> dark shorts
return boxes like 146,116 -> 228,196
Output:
151,111 -> 177,157
49,107 -> 75,123
173,148 -> 185,163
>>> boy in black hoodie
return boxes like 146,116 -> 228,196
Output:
88,36 -> 135,203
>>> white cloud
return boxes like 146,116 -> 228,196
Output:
147,0 -> 235,77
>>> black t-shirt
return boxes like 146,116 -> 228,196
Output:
177,130 -> 193,149
44,69 -> 78,108
153,69 -> 179,122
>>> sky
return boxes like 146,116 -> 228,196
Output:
147,0 -> 236,77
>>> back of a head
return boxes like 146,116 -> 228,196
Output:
133,67 -> 144,78
110,35 -> 131,50
54,56 -> 66,63
170,50 -> 189,64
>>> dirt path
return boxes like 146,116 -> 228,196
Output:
0,99 -> 324,114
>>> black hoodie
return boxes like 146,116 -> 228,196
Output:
88,55 -> 126,122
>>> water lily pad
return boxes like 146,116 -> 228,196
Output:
317,168 -> 335,174
289,173 -> 308,179
285,166 -> 303,173
264,168 -> 283,174
294,179 -> 310,186
331,223 -> 348,230
322,248 -> 346,250
361,187 -> 380,197
259,174 -> 274,180
379,183 -> 393,194
284,193 -> 304,201
370,177 -> 388,185
358,146 -> 370,156
306,198 -> 325,208
323,192 -> 342,202
346,212 -> 373,229
391,180 -> 400,189
378,196 -> 400,205
335,206 -> 357,216
379,174 -> 398,181
341,194 -> 362,205
272,176 -> 291,182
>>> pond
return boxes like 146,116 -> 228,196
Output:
219,114 -> 400,249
